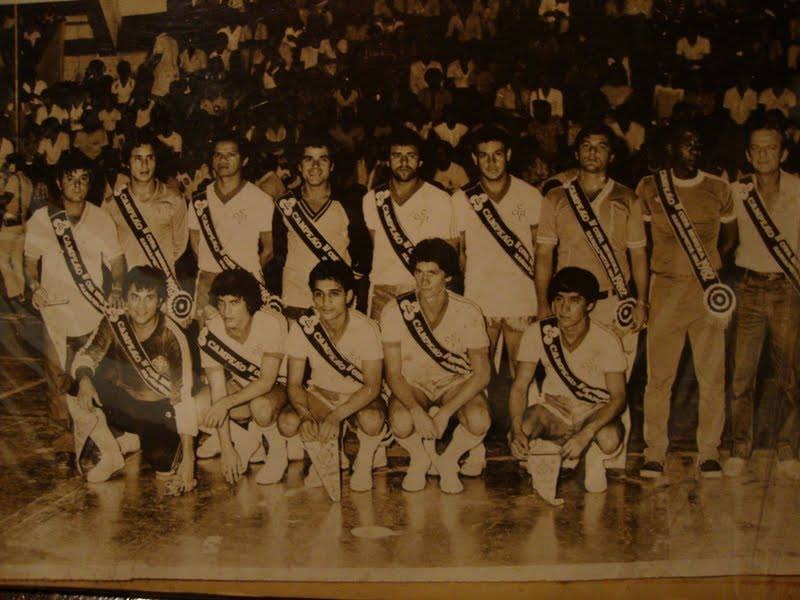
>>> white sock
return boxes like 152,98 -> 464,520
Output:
395,432 -> 428,463
354,428 -> 383,469
439,426 -> 484,468
261,423 -> 287,461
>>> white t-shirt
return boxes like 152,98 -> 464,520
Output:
381,291 -> 488,398
517,319 -> 625,422
363,181 -> 455,287
24,203 -> 124,337
723,87 -> 758,126
286,309 -> 383,395
280,196 -> 351,308
200,309 -> 287,388
187,180 -> 274,276
732,171 -> 800,274
454,176 -> 542,317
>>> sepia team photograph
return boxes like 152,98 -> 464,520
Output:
0,0 -> 800,595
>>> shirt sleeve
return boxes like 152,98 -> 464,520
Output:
23,210 -> 46,259
601,329 -> 626,374
516,323 -> 541,364
186,199 -> 199,231
98,210 -> 125,266
170,192 -> 189,261
285,321 -> 310,360
362,190 -> 377,232
261,312 -> 287,357
451,190 -> 469,235
626,194 -> 647,249
464,304 -> 490,351
70,319 -> 114,378
535,189 -> 559,245
719,180 -> 735,223
380,301 -> 402,344
528,185 -> 544,226
635,177 -> 653,221
253,186 -> 274,233
362,318 -> 385,361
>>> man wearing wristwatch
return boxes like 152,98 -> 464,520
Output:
24,151 -> 126,466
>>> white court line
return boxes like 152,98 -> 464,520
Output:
0,378 -> 45,401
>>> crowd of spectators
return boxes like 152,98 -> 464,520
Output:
0,0 -> 799,292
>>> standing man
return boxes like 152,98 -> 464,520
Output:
453,124 -> 542,477
188,133 -> 276,328
195,269 -> 289,486
727,116 -> 800,479
363,127 -> 457,321
104,132 -> 192,324
536,124 -> 649,373
280,261 -> 387,492
275,137 -> 355,320
455,125 -> 542,373
636,123 -> 736,479
382,238 -> 491,494
67,266 -> 196,493
24,151 -> 126,464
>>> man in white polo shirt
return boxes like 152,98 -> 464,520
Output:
727,116 -> 800,479
188,133 -> 274,328
363,127 -> 457,321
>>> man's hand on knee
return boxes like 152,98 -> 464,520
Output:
561,429 -> 593,460
508,428 -> 529,460
77,376 -> 100,411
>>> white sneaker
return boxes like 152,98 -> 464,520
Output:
402,455 -> 431,492
304,466 -> 324,488
459,443 -> 486,477
117,432 -> 140,455
196,432 -> 221,459
438,461 -> 464,494
86,453 -> 125,483
723,457 -> 747,478
255,449 -> 288,485
373,445 -> 388,469
584,444 -> 608,493
777,459 -> 800,480
349,460 -> 373,492
287,436 -> 304,461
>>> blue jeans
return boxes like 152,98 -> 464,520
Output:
730,271 -> 800,460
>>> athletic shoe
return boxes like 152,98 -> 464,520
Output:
584,444 -> 608,493
699,459 -> 723,479
640,461 -> 664,478
438,461 -> 464,494
459,443 -> 486,477
723,457 -> 747,478
287,435 -> 304,461
117,432 -> 140,455
255,447 -> 288,485
86,453 -> 125,483
196,432 -> 221,459
777,459 -> 800,480
402,455 -> 431,492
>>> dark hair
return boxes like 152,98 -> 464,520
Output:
669,120 -> 701,149
387,126 -> 423,155
470,124 -> 512,153
574,123 -> 616,151
410,238 -> 460,279
297,134 -> 335,163
746,110 -> 787,149
211,132 -> 245,155
56,151 -> 95,183
123,265 -> 167,302
308,260 -> 355,294
209,268 -> 263,315
123,130 -> 161,163
546,267 -> 600,306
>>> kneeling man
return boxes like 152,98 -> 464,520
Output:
69,266 -> 197,493
382,238 -> 491,494
196,268 -> 289,485
508,267 -> 627,493
280,260 -> 387,492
